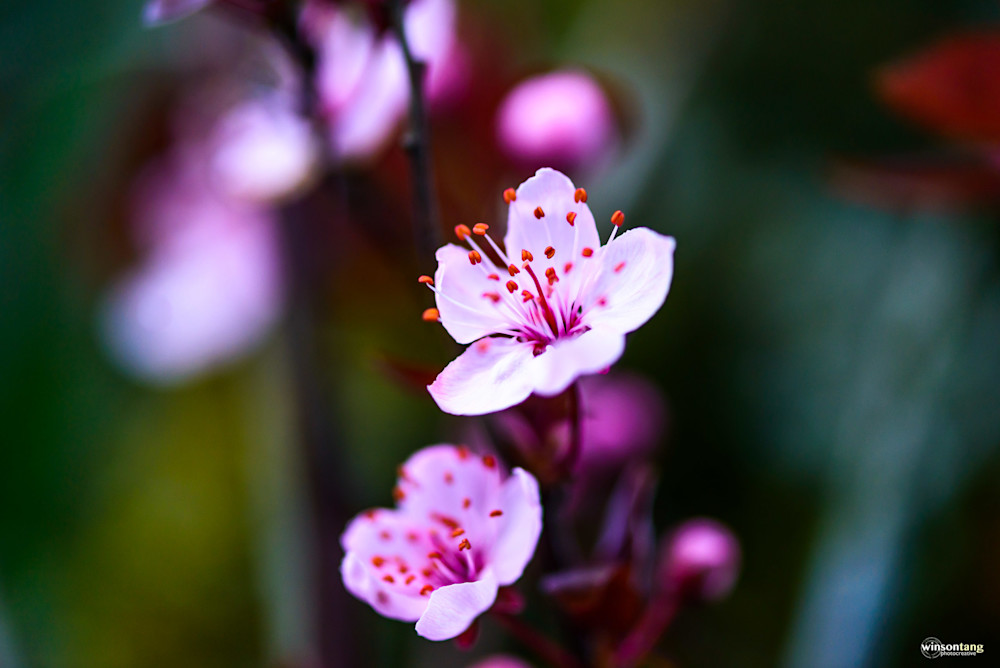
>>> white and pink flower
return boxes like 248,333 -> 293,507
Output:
422,168 -> 676,416
340,445 -> 542,641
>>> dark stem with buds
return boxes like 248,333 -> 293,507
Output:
388,0 -> 442,261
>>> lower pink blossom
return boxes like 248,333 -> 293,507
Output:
341,445 -> 542,640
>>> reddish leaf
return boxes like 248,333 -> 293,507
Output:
877,31 -> 1000,142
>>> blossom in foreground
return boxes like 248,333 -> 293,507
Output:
305,0 -> 460,161
422,168 -> 676,415
496,70 -> 616,171
341,445 -> 542,640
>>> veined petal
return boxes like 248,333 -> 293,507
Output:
584,228 -> 675,334
415,568 -> 499,640
341,551 -> 429,622
429,337 -> 537,415
434,244 -> 513,344
529,326 -> 625,397
504,168 -> 600,271
489,468 -> 543,585
396,445 -> 504,549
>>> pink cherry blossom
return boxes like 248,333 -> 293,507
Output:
423,168 -> 676,416
100,146 -> 283,385
306,0 -> 460,161
340,445 -> 542,640
661,518 -> 741,602
496,70 -> 616,171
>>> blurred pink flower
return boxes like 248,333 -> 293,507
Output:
306,0 -> 461,161
208,95 -> 320,202
468,656 -> 533,668
496,70 -> 616,171
341,445 -> 542,641
143,0 -> 213,25
100,145 -> 283,385
425,168 -> 675,415
661,518 -> 741,602
575,373 -> 665,471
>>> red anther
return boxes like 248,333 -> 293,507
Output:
383,575 -> 395,584
508,263 -> 520,276
372,556 -> 386,568
503,187 -> 517,203
582,247 -> 594,257
428,551 -> 443,560
365,510 -> 377,520
521,289 -> 534,303
521,249 -> 533,262
451,528 -> 466,538
418,275 -> 434,285
436,515 -> 461,529
574,187 -> 588,203
468,250 -> 482,265
420,584 -> 434,596
380,530 -> 392,541
421,568 -> 432,577
564,262 -> 574,273
393,486 -> 406,500
611,210 -> 625,227
421,308 -> 440,322
457,446 -> 470,459
458,538 -> 472,551
473,223 -> 489,235
405,574 -> 416,585
398,564 -> 409,574
462,498 -> 471,509
545,267 -> 559,285
443,471 -> 454,484
407,532 -> 419,542
506,280 -> 518,293
489,510 -> 503,517
544,246 -> 555,259
487,273 -> 500,281
455,224 -> 472,240
534,206 -> 545,219
483,454 -> 497,468
482,292 -> 501,304
614,261 -> 626,273
566,211 -> 577,226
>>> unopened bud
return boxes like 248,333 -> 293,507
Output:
661,518 -> 740,602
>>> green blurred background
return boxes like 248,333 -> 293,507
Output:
2,0 -> 999,666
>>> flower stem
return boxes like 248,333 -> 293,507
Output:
388,0 -> 442,262
492,612 -> 585,668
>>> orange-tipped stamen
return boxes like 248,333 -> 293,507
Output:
420,584 -> 434,596
521,249 -> 533,262
451,528 -> 465,538
458,538 -> 472,551
508,263 -> 520,276
503,187 -> 516,203
455,224 -> 472,240
506,280 -> 518,294
545,267 -> 559,285
574,187 -> 587,203
534,206 -> 545,219
418,275 -> 434,285
489,510 -> 503,517
582,247 -> 594,258
473,223 -> 489,235
544,246 -> 555,259
483,454 -> 497,468
611,210 -> 624,226
468,250 -> 482,265
566,211 -> 577,226
422,308 -> 440,322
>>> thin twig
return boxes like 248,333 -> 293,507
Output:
388,0 -> 442,261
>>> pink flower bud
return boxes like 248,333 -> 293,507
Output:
661,518 -> 740,602
496,71 -> 616,171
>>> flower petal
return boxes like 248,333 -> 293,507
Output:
489,468 -> 543,585
529,327 -> 625,397
429,337 -> 538,415
341,551 -> 429,622
584,227 -> 675,334
504,168 -> 600,272
396,445 -> 504,549
415,568 -> 499,640
434,244 -> 514,344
